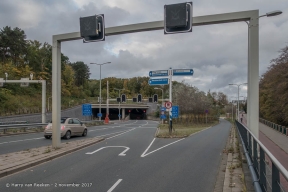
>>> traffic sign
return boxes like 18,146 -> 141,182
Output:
161,107 -> 166,111
173,69 -> 194,76
171,106 -> 179,118
160,114 -> 167,119
97,113 -> 102,117
148,78 -> 169,85
118,114 -> 121,117
82,104 -> 92,116
149,70 -> 168,77
20,78 -> 29,87
165,101 -> 172,109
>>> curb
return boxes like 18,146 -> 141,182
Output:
0,137 -> 104,178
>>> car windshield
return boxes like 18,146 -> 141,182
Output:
49,118 -> 67,123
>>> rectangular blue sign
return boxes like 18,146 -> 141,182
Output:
82,104 -> 92,116
149,70 -> 168,77
148,78 -> 169,85
173,69 -> 194,76
171,106 -> 179,118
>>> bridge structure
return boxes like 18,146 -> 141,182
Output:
90,103 -> 151,120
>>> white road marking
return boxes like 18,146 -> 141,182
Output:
0,137 -> 43,145
107,128 -> 135,140
95,130 -> 128,137
86,146 -> 130,156
141,138 -> 185,157
107,179 -> 122,192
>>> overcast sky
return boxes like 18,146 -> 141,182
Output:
1,0 -> 287,100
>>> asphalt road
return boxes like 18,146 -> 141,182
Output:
0,119 -> 231,192
0,121 -> 141,155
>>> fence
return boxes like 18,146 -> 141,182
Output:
235,120 -> 288,192
260,118 -> 288,136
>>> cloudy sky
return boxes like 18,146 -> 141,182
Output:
1,0 -> 287,100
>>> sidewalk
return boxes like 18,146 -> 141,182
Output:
0,137 -> 104,178
242,114 -> 288,170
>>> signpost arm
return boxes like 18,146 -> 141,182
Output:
169,68 -> 172,134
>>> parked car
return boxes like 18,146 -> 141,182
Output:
44,117 -> 87,139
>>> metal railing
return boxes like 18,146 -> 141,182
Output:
235,120 -> 288,192
260,118 -> 288,136
0,120 -> 103,134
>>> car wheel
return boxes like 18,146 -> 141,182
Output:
44,136 -> 51,139
82,129 -> 87,137
64,131 -> 71,140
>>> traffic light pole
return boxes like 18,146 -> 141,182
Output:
169,68 -> 172,134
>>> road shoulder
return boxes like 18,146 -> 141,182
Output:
0,137 -> 104,178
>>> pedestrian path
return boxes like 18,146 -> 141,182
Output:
241,114 -> 288,170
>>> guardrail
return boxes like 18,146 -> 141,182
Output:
235,120 -> 288,192
0,120 -> 103,134
260,118 -> 288,136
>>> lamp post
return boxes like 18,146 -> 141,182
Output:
244,10 -> 282,132
229,83 -> 247,120
90,62 -> 111,120
48,97 -> 52,111
114,88 -> 125,121
154,87 -> 164,124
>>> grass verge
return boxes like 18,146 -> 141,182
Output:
156,120 -> 219,138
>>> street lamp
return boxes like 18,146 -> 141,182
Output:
90,62 -> 111,120
259,10 -> 282,18
229,83 -> 247,120
154,87 -> 164,124
114,88 -> 125,121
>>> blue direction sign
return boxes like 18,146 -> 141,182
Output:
149,70 -> 168,77
148,78 -> 169,85
82,104 -> 92,116
161,107 -> 166,111
160,114 -> 167,119
171,106 -> 179,118
173,69 -> 194,76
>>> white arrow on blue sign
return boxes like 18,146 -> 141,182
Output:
173,69 -> 194,76
149,70 -> 168,77
148,78 -> 169,85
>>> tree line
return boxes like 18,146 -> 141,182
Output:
0,26 -> 229,117
259,44 -> 288,126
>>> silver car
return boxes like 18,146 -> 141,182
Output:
44,117 -> 87,139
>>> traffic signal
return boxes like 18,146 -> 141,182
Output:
116,97 -> 121,102
148,97 -> 153,102
164,2 -> 193,34
121,94 -> 126,102
133,98 -> 137,102
80,14 -> 105,42
153,94 -> 158,103
137,94 -> 142,102
128,109 -> 131,113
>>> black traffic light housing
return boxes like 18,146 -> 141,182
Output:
80,14 -> 105,43
121,94 -> 126,103
148,97 -> 153,102
137,94 -> 142,102
133,98 -> 137,102
116,97 -> 121,102
153,94 -> 158,103
164,2 -> 193,34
